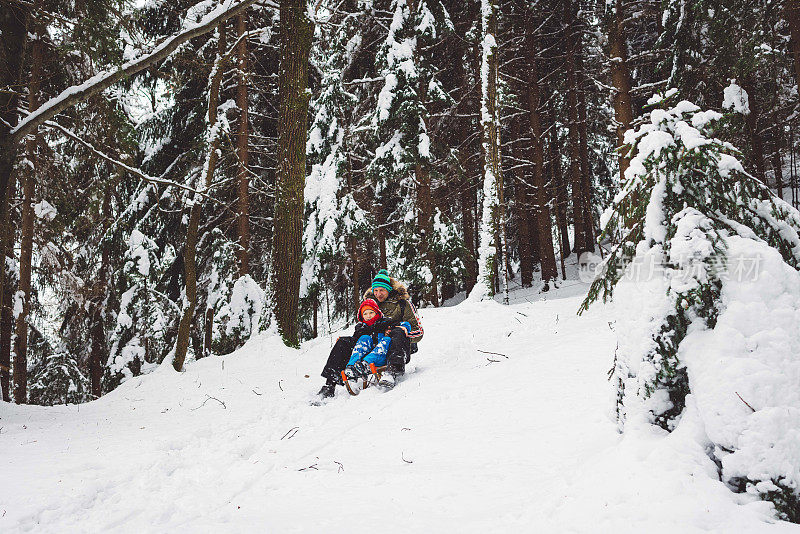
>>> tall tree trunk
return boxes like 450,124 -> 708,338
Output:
349,237 -> 361,310
13,24 -> 42,404
526,30 -> 558,284
173,25 -> 228,371
13,171 -> 33,404
785,0 -> 800,99
743,79 -> 766,182
236,12 -> 251,277
510,120 -> 534,288
90,186 -> 112,397
547,109 -> 571,260
0,3 -> 29,400
0,172 -> 16,401
273,0 -> 313,345
453,27 -> 478,294
378,224 -> 387,269
576,43 -> 595,248
774,132 -> 785,200
460,177 -> 477,293
564,0 -> 588,254
609,0 -> 634,220
474,0 -> 508,303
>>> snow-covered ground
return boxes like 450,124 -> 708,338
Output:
1,281 -> 797,533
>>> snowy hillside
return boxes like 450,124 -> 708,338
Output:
1,283 -> 797,533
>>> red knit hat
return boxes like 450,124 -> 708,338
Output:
358,298 -> 383,325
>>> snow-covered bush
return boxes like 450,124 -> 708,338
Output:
582,89 -> 800,522
213,275 -> 266,353
29,351 -> 91,406
106,228 -> 176,390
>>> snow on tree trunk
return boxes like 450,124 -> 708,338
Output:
471,0 -> 507,304
174,25 -> 230,372
235,12 -> 251,278
608,0 -> 634,220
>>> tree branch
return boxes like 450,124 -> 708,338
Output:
10,0 -> 273,144
43,120 -> 222,203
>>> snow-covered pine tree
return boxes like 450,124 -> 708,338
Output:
367,0 -> 454,307
302,4 -> 370,334
581,88 -> 800,520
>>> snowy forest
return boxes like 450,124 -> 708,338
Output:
2,0 -> 800,529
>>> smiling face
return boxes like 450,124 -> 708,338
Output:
372,287 -> 389,302
361,308 -> 377,322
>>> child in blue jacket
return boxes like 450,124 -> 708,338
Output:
344,298 -> 411,379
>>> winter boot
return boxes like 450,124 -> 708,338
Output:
352,361 -> 371,377
344,366 -> 359,380
378,371 -> 396,389
317,383 -> 336,398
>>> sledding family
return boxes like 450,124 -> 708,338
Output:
318,269 -> 423,398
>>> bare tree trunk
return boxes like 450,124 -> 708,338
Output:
236,12 -> 251,277
576,44 -> 595,248
12,24 -> 42,404
460,179 -> 478,293
203,308 -> 214,357
564,0 -> 588,254
13,171 -> 33,404
312,299 -> 318,338
525,27 -> 557,283
378,224 -> 387,269
785,0 -> 800,100
349,237 -> 361,309
0,172 -> 16,402
609,0 -> 634,207
774,132 -> 785,199
173,25 -> 228,371
90,186 -> 112,398
510,119 -> 534,288
547,109 -> 571,260
0,3 -> 29,401
743,79 -> 766,182
273,0 -> 313,345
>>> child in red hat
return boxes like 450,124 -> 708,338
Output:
343,298 -> 410,379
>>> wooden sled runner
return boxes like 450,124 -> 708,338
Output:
340,363 -> 387,396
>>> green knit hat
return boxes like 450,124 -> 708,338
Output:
372,269 -> 392,292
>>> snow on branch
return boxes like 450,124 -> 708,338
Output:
9,0 -> 273,145
43,120 -> 221,203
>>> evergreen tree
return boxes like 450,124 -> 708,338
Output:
581,89 -> 800,519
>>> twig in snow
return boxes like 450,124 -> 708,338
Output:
278,380 -> 284,391
191,395 -> 227,411
281,427 -> 300,440
735,392 -> 756,413
401,452 -> 413,464
607,341 -> 619,380
487,358 -> 500,363
252,388 -> 263,396
298,463 -> 318,471
516,311 -> 528,317
476,349 -> 508,358
334,461 -> 344,473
